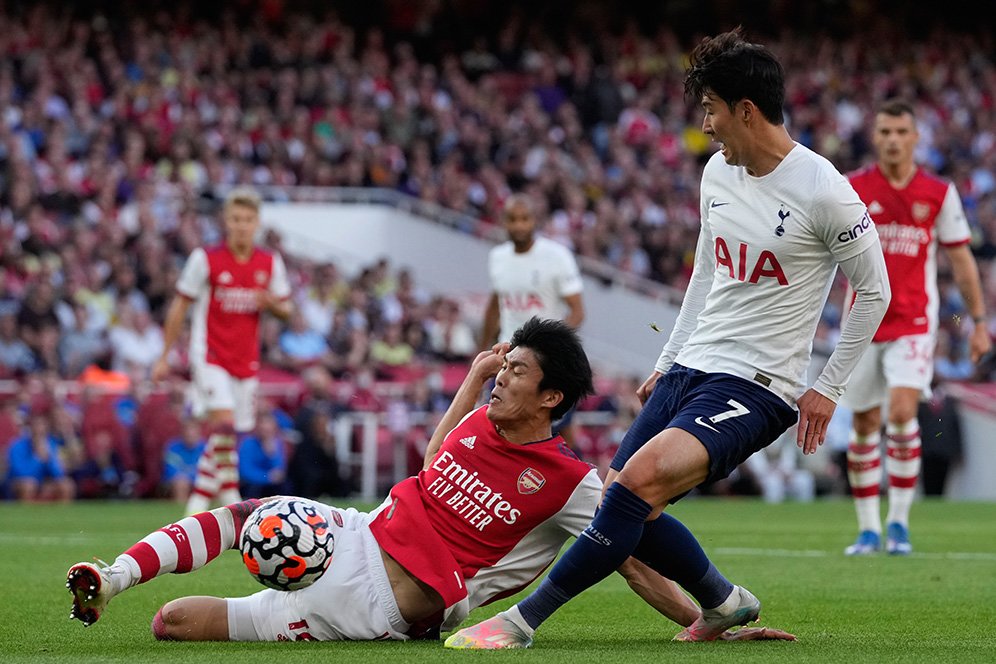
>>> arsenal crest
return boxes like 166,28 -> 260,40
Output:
517,468 -> 546,494
911,202 -> 930,223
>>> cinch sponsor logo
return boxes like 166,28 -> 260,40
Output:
427,450 -> 521,530
837,212 -> 872,243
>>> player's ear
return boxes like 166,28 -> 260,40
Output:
740,99 -> 754,123
542,389 -> 564,412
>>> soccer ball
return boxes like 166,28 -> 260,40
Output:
240,497 -> 334,591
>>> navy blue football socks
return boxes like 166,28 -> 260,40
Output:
517,483 -> 652,629
633,513 -> 733,609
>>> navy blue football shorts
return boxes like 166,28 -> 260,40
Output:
610,364 -> 798,494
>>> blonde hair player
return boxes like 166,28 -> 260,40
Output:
153,187 -> 292,514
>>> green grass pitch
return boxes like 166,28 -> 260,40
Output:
2,498 -> 994,663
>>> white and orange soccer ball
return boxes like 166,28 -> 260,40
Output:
240,497 -> 334,591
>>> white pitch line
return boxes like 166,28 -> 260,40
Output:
714,547 -> 996,561
0,533 -> 97,546
716,547 -> 828,558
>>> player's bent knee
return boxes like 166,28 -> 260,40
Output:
151,606 -> 175,641
615,435 -> 709,506
615,465 -> 674,509
152,602 -> 185,641
152,597 -> 230,641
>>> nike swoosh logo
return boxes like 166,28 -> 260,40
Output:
710,201 -> 729,208
694,416 -> 720,433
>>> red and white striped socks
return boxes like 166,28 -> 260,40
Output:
847,429 -> 882,534
885,419 -> 921,528
185,425 -> 242,515
847,419 -> 922,534
106,499 -> 263,594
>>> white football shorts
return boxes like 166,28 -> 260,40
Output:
188,361 -> 258,432
226,522 -> 411,641
839,333 -> 934,411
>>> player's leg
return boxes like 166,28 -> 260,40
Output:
68,498 -> 263,626
153,597 -> 230,640
640,379 -> 795,641
634,513 -> 759,642
185,428 -> 222,514
883,387 -> 922,555
185,364 -> 239,514
158,524 -> 412,642
881,334 -> 932,555
445,369 -> 794,649
217,377 -> 259,505
446,376 -> 687,649
841,343 -> 886,555
447,430 -> 709,650
209,412 -> 241,506
846,407 -> 883,554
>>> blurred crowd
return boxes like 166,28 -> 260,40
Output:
1,1 -> 994,501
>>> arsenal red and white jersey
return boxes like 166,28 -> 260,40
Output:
367,406 -> 601,628
847,165 -> 971,341
488,237 -> 584,342
176,245 -> 291,378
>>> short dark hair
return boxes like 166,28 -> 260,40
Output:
502,193 -> 535,219
684,26 -> 785,125
877,98 -> 916,120
508,317 -> 594,421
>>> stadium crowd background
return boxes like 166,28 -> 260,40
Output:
1,0 -> 994,502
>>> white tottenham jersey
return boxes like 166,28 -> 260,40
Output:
659,145 -> 881,403
488,236 -> 584,342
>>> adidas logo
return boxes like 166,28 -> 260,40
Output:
868,200 -> 883,215
460,436 -> 476,449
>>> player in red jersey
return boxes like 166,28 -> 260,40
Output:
841,99 -> 990,555
152,187 -> 292,515
68,318 -> 793,642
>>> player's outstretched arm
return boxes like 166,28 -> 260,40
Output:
618,558 -> 796,642
422,347 -> 506,468
719,626 -> 797,641
618,557 -> 700,626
